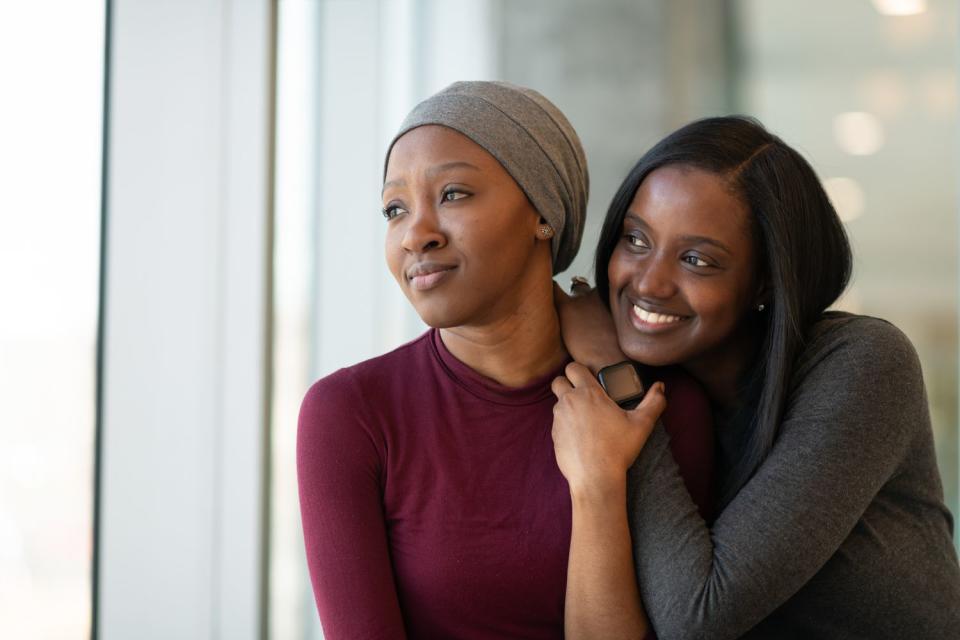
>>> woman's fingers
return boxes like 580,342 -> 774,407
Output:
570,276 -> 591,297
551,375 -> 574,398
564,361 -> 601,390
627,381 -> 667,429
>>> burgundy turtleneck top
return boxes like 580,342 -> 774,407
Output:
297,329 -> 713,639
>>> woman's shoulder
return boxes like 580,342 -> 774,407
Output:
300,330 -> 433,427
790,311 -> 925,414
304,330 -> 433,399
799,311 -> 919,374
777,315 -> 933,490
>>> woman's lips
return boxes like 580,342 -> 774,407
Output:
628,303 -> 688,333
409,266 -> 456,291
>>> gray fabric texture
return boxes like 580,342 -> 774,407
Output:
384,81 -> 589,274
628,312 -> 960,639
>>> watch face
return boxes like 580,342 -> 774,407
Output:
602,363 -> 644,403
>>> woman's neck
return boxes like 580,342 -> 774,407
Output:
440,277 -> 568,389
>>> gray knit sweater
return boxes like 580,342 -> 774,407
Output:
628,313 -> 960,639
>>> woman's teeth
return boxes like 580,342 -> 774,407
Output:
634,305 -> 683,325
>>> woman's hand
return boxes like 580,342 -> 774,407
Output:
551,361 -> 666,499
553,280 -> 625,374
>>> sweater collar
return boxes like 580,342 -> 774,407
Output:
429,328 -> 569,406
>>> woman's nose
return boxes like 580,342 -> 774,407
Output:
633,254 -> 677,300
400,205 -> 446,254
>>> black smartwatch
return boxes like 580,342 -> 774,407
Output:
597,361 -> 646,409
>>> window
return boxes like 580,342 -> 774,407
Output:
0,2 -> 106,637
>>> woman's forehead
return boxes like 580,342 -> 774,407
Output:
384,125 -> 510,189
388,126 -> 492,168
630,165 -> 753,243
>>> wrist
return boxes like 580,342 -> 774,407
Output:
584,344 -> 628,376
569,477 -> 628,509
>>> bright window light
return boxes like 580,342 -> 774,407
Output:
872,0 -> 928,16
833,111 -> 885,156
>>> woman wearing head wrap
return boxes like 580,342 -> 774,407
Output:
297,81 -> 714,638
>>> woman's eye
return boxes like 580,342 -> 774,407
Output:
382,203 -> 407,220
683,254 -> 711,268
624,233 -> 649,249
441,189 -> 469,203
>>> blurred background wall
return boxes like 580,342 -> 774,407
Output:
1,0 -> 956,638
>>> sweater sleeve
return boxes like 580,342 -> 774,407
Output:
296,371 -> 407,639
627,318 -> 925,640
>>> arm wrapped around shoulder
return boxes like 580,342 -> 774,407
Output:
626,315 -> 946,640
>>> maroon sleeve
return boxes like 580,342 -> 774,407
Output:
658,368 -> 715,522
296,373 -> 408,639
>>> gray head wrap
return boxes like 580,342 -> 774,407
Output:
384,81 -> 589,275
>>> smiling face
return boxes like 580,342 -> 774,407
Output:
607,164 -> 763,376
383,125 -> 551,328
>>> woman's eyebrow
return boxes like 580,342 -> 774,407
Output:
426,161 -> 481,179
679,234 -> 732,254
382,161 -> 481,195
382,178 -> 404,195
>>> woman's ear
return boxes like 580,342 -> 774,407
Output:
752,280 -> 770,312
535,215 -> 555,240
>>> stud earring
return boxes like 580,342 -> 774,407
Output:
757,303 -> 766,312
537,225 -> 554,239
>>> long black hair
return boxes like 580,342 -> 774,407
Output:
595,116 -> 852,507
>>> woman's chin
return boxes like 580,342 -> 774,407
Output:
626,351 -> 676,368
616,334 -> 680,368
411,301 -> 471,330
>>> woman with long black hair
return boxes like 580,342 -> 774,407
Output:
553,116 -> 960,639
